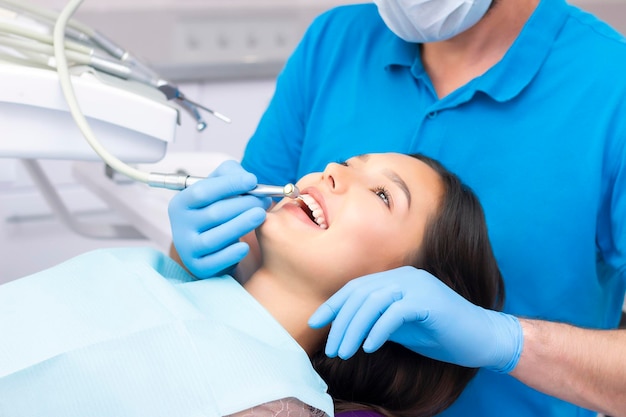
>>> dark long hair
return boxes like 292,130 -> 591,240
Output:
311,154 -> 504,417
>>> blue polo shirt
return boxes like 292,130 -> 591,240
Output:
242,0 -> 626,415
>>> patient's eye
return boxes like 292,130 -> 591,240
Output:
374,186 -> 391,207
336,160 -> 349,167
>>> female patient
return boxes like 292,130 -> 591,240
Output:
0,153 -> 503,417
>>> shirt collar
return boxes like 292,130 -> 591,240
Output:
381,0 -> 570,102
381,25 -> 420,69
475,0 -> 570,102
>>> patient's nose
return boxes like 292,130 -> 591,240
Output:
323,162 -> 350,194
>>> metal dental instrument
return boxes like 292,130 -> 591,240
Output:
247,183 -> 300,199
146,172 -> 300,198
185,178 -> 300,199
157,84 -> 232,126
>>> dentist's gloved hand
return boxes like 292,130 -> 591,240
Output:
308,266 -> 523,373
168,160 -> 271,278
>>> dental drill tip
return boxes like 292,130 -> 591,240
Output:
283,183 -> 300,199
213,111 -> 231,124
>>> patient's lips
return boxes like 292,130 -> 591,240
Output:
297,194 -> 328,229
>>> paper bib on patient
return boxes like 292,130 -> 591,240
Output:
0,247 -> 333,417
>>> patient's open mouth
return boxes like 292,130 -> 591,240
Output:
296,194 -> 327,229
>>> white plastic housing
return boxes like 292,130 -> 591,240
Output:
0,62 -> 178,162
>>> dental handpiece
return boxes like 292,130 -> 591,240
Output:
150,174 -> 300,198
247,183 -> 300,199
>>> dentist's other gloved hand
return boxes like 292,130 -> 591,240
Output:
168,160 -> 271,278
309,266 -> 523,373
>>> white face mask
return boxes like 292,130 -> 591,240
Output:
373,0 -> 493,43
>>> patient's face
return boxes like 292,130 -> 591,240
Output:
258,153 -> 444,298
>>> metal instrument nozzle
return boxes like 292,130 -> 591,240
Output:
248,183 -> 300,199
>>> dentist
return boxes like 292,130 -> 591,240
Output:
168,0 -> 626,416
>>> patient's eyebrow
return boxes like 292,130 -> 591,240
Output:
383,169 -> 411,208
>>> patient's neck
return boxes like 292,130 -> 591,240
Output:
244,267 -> 327,356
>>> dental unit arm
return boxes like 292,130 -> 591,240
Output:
0,0 -> 297,197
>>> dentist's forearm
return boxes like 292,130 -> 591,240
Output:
510,319 -> 626,416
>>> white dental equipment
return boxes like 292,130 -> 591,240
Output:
0,0 -> 298,199
0,0 -> 230,136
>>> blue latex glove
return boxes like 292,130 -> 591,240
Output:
308,266 -> 523,373
168,160 -> 271,278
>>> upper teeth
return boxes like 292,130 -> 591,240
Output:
299,194 -> 327,229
